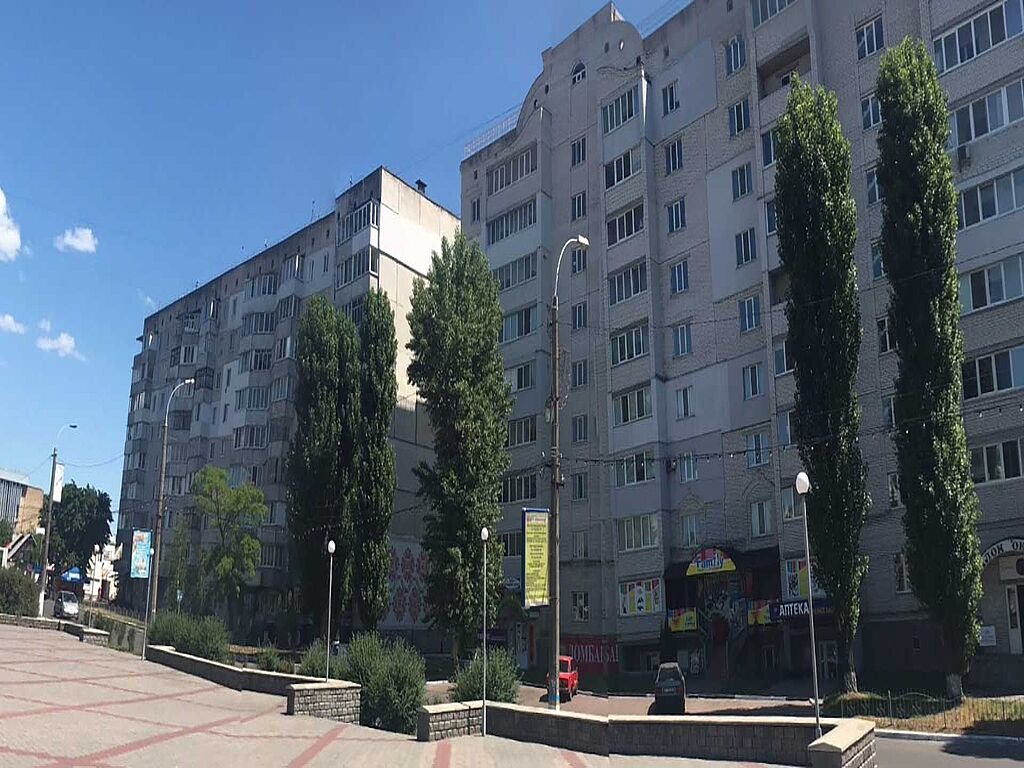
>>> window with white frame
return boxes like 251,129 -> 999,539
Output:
609,261 -> 648,305
747,431 -> 770,467
271,375 -> 293,403
571,61 -> 587,84
894,552 -> 911,594
274,336 -> 293,361
729,97 -> 750,136
883,395 -> 896,429
774,339 -> 794,375
506,415 -> 537,448
602,84 -> 640,134
674,322 -> 692,356
233,424 -> 268,450
665,136 -> 684,175
671,260 -> 689,294
572,359 -> 589,388
667,198 -> 686,233
607,202 -> 645,247
888,472 -> 902,507
487,145 -> 537,195
736,228 -> 757,266
877,317 -> 894,353
572,471 -> 589,500
871,241 -> 885,280
750,500 -> 774,537
957,166 -> 1024,230
662,81 -> 680,116
765,199 -> 777,235
726,35 -> 746,75
680,452 -> 698,483
743,363 -> 763,399
611,322 -> 649,366
934,0 -> 1023,75
605,147 -> 642,189
970,439 -> 1023,483
752,0 -> 796,28
617,512 -> 659,550
739,295 -> 761,331
762,128 -> 778,167
487,198 -> 537,245
572,530 -> 590,559
962,345 -> 1024,399
501,472 -> 537,504
732,162 -> 753,200
960,253 -> 1024,313
572,191 -> 587,221
615,452 -> 655,487
676,385 -> 694,419
499,305 -> 538,343
471,198 -> 480,222
950,78 -> 1024,148
861,93 -> 882,129
493,251 -> 538,292
856,16 -> 885,60
571,246 -> 587,274
866,167 -> 883,204
782,487 -> 804,520
778,409 -> 793,447
572,301 -> 588,331
572,591 -> 590,621
571,135 -> 587,167
572,413 -> 589,443
615,385 -> 652,426
509,361 -> 535,392
682,514 -> 700,547
500,531 -> 523,558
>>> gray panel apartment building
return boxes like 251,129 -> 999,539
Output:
116,168 -> 459,640
461,0 -> 1024,685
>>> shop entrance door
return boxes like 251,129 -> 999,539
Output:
1007,584 -> 1023,655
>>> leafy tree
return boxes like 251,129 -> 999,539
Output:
49,482 -> 113,577
876,40 -> 983,700
193,465 -> 266,630
167,517 -> 191,612
775,78 -> 871,692
407,232 -> 512,656
334,311 -> 362,632
0,518 -> 12,547
356,288 -> 398,630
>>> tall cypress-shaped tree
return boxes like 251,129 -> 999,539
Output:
407,232 -> 511,656
356,288 -> 398,630
775,79 -> 871,692
876,40 -> 982,699
334,311 -> 362,629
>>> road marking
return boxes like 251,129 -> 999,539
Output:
432,739 -> 452,768
561,748 -> 588,768
286,722 -> 350,767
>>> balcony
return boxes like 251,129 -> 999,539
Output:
757,37 -> 812,128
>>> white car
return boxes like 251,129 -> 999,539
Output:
54,591 -> 79,620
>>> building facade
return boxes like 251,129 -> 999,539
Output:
461,0 -> 1024,685
116,167 -> 458,640
0,467 -> 44,538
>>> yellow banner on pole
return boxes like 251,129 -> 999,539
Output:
522,508 -> 549,608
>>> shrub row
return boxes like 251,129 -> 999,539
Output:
451,646 -> 521,703
0,569 -> 38,616
149,612 -> 229,663
256,646 -> 294,674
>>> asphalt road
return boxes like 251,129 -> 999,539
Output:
876,736 -> 1024,767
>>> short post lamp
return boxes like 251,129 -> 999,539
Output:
795,470 -> 822,739
325,539 -> 336,682
480,525 -> 489,737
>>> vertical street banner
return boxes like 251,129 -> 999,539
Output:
130,529 -> 152,579
52,463 -> 65,504
522,508 -> 549,608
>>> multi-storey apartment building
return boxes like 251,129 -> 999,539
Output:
461,0 -> 1024,686
117,167 -> 458,640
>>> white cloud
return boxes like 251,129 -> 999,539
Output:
0,313 -> 27,334
0,187 -> 22,262
36,331 -> 85,360
53,226 -> 98,253
38,319 -> 51,332
137,290 -> 157,311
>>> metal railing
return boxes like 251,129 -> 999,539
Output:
464,112 -> 519,159
833,691 -> 1024,735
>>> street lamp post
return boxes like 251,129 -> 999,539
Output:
795,471 -> 822,738
90,543 -> 100,627
148,378 -> 195,625
141,546 -> 155,660
38,423 -> 77,617
548,235 -> 589,712
480,526 -> 489,737
325,539 -> 336,682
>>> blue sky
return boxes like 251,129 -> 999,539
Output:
0,0 -> 674,509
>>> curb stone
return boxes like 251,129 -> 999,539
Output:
877,728 -> 1024,745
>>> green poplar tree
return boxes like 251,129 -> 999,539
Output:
356,288 -> 398,630
407,233 -> 511,656
876,40 -> 982,699
775,78 -> 871,692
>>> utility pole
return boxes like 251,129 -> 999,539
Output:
38,424 -> 76,617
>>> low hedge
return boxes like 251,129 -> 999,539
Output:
149,612 -> 229,663
452,646 -> 521,703
0,569 -> 38,616
256,646 -> 294,674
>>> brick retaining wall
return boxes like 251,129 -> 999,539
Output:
145,645 -> 326,695
808,719 -> 876,768
287,682 -> 360,723
417,701 -> 483,741
0,613 -> 63,631
490,703 -> 608,755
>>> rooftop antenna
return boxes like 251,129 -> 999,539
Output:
310,200 -> 315,222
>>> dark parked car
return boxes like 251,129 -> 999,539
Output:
654,661 -> 686,714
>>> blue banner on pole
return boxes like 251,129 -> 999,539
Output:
130,530 -> 152,579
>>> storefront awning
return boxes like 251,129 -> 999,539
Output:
665,545 -> 780,580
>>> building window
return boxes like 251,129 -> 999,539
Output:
609,261 -> 648,305
888,472 -> 903,507
615,385 -> 652,426
778,409 -> 793,447
743,363 -> 763,399
883,395 -> 896,429
602,84 -> 640,134
605,147 -> 642,189
894,552 -> 911,594
866,167 -> 883,204
750,500 -> 774,537
747,431 -> 770,467
499,304 -> 538,344
732,162 -> 753,200
970,439 -> 1023,483
960,253 -> 1024,313
471,198 -> 480,223
877,317 -> 894,353
671,260 -> 689,294
752,0 -> 796,27
729,97 -> 750,136
736,228 -> 757,266
611,322 -> 650,366
762,128 -> 778,167
573,530 -> 590,560
487,198 -> 537,245
571,591 -> 590,621
614,452 -> 655,488
493,251 -> 538,293
726,35 -> 746,75
665,137 -> 684,175
487,145 -> 538,196
500,531 -> 524,558
572,472 -> 589,500
506,415 -> 537,448
856,16 -> 885,60
682,514 -> 700,547
571,61 -> 587,84
571,135 -> 587,167
782,487 -> 804,520
572,359 -> 589,388
674,383 -> 695,419
571,246 -> 587,274
950,78 -> 1024,148
861,93 -> 882,129
872,241 -> 885,280
680,452 -> 698,483
765,199 -> 777,235
962,345 -> 1023,399
571,191 -> 587,221
957,166 -> 1024,230
572,414 -> 589,443
617,512 -> 659,549
571,301 -> 588,331
501,472 -> 537,504
662,81 -> 680,116
934,0 -> 1024,75
674,322 -> 693,356
667,198 -> 686,233
739,295 -> 761,332
606,202 -> 645,247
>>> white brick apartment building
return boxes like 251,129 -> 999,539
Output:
461,0 -> 1024,686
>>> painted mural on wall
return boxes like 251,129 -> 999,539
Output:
378,537 -> 430,630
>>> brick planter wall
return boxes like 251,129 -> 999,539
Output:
63,623 -> 110,646
808,719 -> 876,768
489,703 -> 608,755
0,614 -> 63,631
287,682 -> 361,723
417,701 -> 483,741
